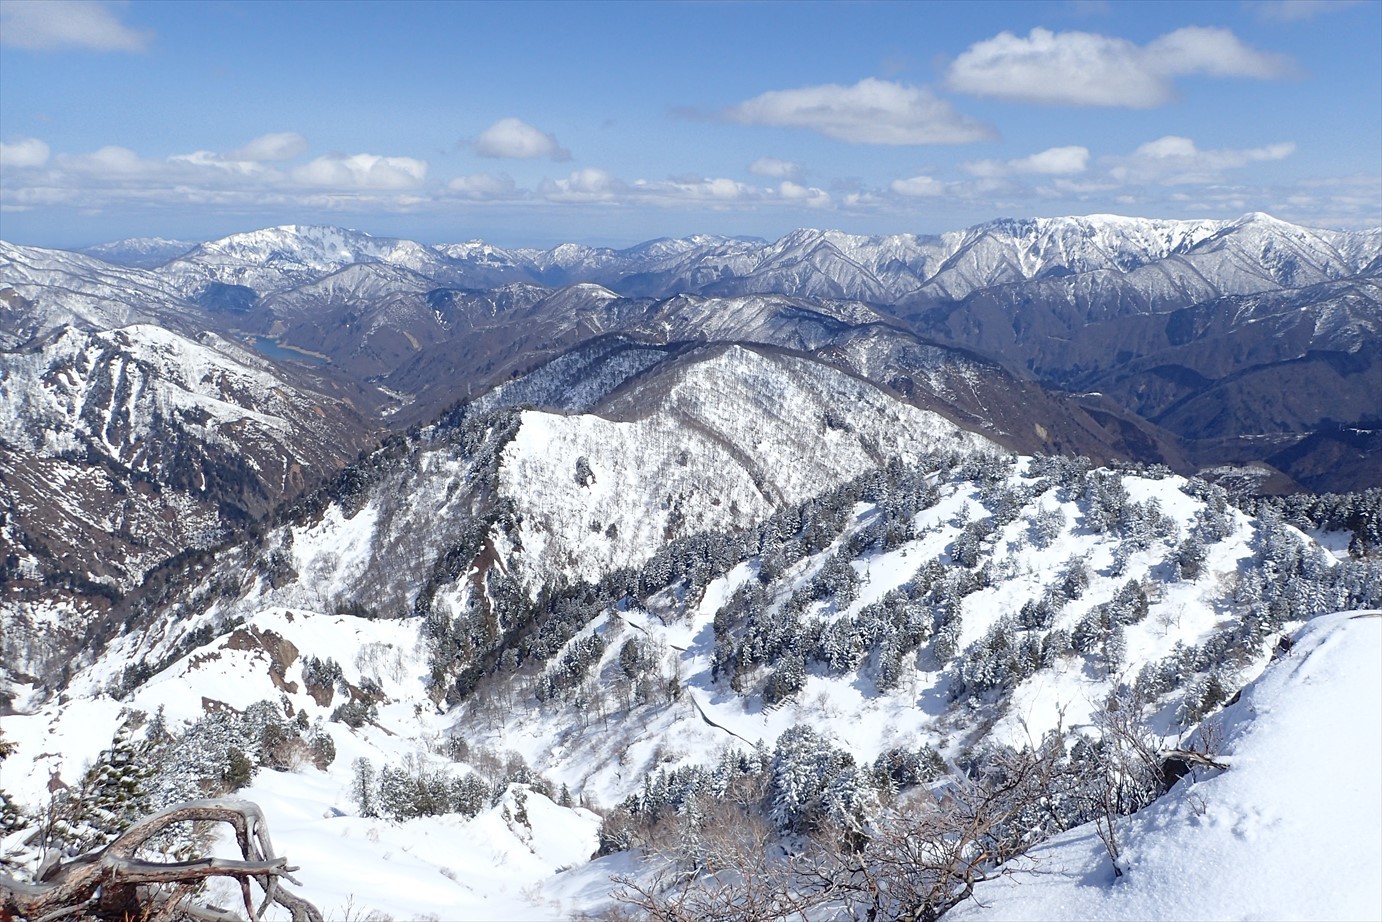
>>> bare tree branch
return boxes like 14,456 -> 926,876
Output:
1,798 -> 322,922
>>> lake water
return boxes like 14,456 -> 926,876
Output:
253,337 -> 328,365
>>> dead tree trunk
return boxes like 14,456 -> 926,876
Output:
0,797 -> 323,922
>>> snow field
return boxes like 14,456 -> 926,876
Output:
950,610 -> 1382,922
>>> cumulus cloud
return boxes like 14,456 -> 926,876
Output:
0,0 -> 151,52
1110,135 -> 1296,184
727,78 -> 995,145
963,145 -> 1090,178
230,132 -> 310,162
0,137 -> 50,168
293,154 -> 427,190
748,157 -> 803,179
540,167 -> 619,202
56,145 -> 150,176
777,181 -> 832,208
447,172 -> 518,199
474,118 -> 570,160
947,26 -> 1292,107
1,136 -> 445,218
890,175 -> 949,197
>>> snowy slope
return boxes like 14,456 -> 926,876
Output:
126,344 -> 991,635
0,606 -> 606,921
0,320 -> 374,699
3,446 -> 1375,920
0,241 -> 196,346
949,610 -> 1382,922
494,345 -> 987,587
0,322 -> 371,522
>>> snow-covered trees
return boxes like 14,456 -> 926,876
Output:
44,716 -> 158,855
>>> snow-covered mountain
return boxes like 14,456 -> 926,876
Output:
4,213 -> 1376,649
159,224 -> 461,297
0,241 -> 197,347
4,423 -> 1375,918
77,237 -> 199,269
2,211 -> 1377,922
76,213 -> 1374,311
0,320 -> 375,692
109,344 -> 995,647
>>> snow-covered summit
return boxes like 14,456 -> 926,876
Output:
77,236 -> 199,269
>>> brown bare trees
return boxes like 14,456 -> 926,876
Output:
610,740 -> 1068,922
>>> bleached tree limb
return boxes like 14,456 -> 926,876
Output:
0,798 -> 322,922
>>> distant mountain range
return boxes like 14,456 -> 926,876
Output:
1,212 -> 1377,680
2,213 -> 1380,921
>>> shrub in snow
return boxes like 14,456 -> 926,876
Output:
331,699 -> 376,728
223,747 -> 255,789
871,744 -> 946,790
764,653 -> 806,706
768,725 -> 857,833
1030,506 -> 1066,548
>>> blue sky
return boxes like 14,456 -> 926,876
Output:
1,0 -> 1378,248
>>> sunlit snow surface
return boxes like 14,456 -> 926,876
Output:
951,610 -> 1382,922
2,460 -> 1371,920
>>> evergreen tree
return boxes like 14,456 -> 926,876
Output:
351,757 -> 377,818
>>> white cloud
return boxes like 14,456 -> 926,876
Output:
168,150 -> 275,176
778,181 -> 832,208
292,154 -> 427,190
0,137 -> 50,168
535,167 -> 827,209
230,132 -> 309,162
1146,27 -> 1292,79
727,78 -> 995,145
474,118 -> 570,160
890,175 -> 949,197
1110,136 -> 1296,184
541,167 -> 619,202
748,157 -> 802,179
447,172 -> 517,199
964,145 -> 1090,178
57,145 -> 149,175
947,26 -> 1292,107
0,0 -> 151,52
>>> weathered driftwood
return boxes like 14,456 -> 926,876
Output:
1,798 -> 322,922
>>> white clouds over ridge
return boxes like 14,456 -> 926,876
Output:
727,78 -> 996,145
1111,136 -> 1296,184
0,134 -> 431,214
0,0 -> 151,52
0,125 -> 1343,231
293,154 -> 427,190
964,146 -> 1090,178
947,26 -> 1293,107
474,118 -> 570,161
